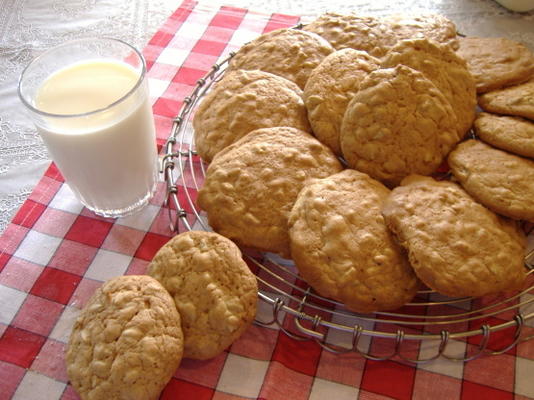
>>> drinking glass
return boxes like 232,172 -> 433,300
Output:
18,38 -> 158,218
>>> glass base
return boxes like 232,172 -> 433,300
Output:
83,182 -> 157,219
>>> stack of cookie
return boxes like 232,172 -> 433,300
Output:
451,37 -> 534,220
66,231 -> 259,400
193,12 -> 533,314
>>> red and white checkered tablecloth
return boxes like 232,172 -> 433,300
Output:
1,1 -> 534,399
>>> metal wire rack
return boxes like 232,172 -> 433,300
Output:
161,52 -> 534,364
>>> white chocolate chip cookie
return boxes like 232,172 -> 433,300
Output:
303,12 -> 458,57
340,65 -> 459,186
148,231 -> 258,360
303,13 -> 393,57
448,139 -> 534,222
474,112 -> 534,158
66,275 -> 184,400
457,37 -> 534,94
478,78 -> 534,121
381,14 -> 459,51
193,69 -> 311,162
227,28 -> 334,89
288,169 -> 419,312
197,126 -> 343,257
381,38 -> 476,138
382,175 -> 527,297
304,48 -> 380,155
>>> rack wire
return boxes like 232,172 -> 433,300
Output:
161,52 -> 534,364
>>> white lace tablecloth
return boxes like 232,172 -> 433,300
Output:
0,0 -> 533,234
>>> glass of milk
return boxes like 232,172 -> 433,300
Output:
18,38 -> 158,218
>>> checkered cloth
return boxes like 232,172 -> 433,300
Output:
1,1 -> 533,399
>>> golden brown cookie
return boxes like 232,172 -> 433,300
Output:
474,112 -> 534,158
148,231 -> 258,360
197,127 -> 343,257
303,49 -> 380,155
303,13 -> 458,58
340,65 -> 459,186
193,69 -> 311,162
381,38 -> 476,137
288,169 -> 419,313
66,275 -> 183,400
303,12 -> 393,57
448,139 -> 534,222
457,37 -> 534,93
381,14 -> 459,51
227,28 -> 334,89
381,175 -> 527,297
478,79 -> 534,120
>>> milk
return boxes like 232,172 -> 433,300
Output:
33,59 -> 158,216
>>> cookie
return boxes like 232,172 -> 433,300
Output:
66,275 -> 183,400
193,69 -> 311,162
448,139 -> 534,221
304,13 -> 458,58
478,79 -> 534,121
197,127 -> 343,257
227,28 -> 334,89
382,175 -> 527,297
340,65 -> 459,186
381,38 -> 476,137
303,13 -> 393,57
474,112 -> 534,158
303,49 -> 380,155
148,231 -> 258,360
457,37 -> 534,93
288,169 -> 419,313
381,14 -> 459,51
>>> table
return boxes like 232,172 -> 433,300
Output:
0,0 -> 533,399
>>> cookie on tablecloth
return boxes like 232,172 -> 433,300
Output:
197,126 -> 343,258
303,48 -> 380,155
448,139 -> 534,222
381,38 -> 476,137
456,37 -> 534,93
382,175 -> 527,297
66,275 -> 184,400
474,112 -> 534,158
193,69 -> 311,162
148,231 -> 258,360
340,65 -> 459,186
478,79 -> 534,121
288,169 -> 419,312
227,28 -> 334,89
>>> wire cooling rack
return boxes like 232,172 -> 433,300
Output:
161,52 -> 534,364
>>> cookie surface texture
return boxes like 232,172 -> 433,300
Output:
457,37 -> 534,93
478,79 -> 534,121
66,275 -> 184,400
148,231 -> 258,360
382,175 -> 527,297
288,169 -> 419,312
227,28 -> 334,89
304,49 -> 380,155
303,13 -> 393,57
193,69 -> 311,162
340,65 -> 459,186
197,127 -> 343,257
448,139 -> 534,221
381,38 -> 476,138
474,112 -> 534,158
381,14 -> 459,51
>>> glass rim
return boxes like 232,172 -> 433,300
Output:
17,37 -> 146,119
